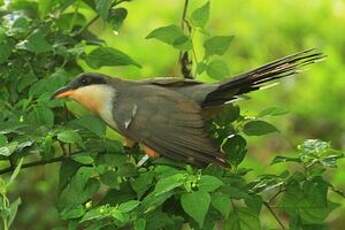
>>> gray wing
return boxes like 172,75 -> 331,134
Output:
113,85 -> 226,166
138,77 -> 219,107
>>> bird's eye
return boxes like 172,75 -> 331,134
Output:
80,78 -> 89,85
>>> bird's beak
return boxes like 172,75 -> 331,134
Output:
51,86 -> 75,99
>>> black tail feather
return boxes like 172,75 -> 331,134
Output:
202,49 -> 325,107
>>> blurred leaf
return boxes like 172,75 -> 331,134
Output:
198,175 -> 224,192
8,198 -> 21,228
271,155 -> 301,165
243,120 -> 278,136
204,35 -> 234,57
17,72 -> 37,93
0,134 -> 7,145
190,1 -> 210,28
131,170 -> 155,199
100,171 -> 119,188
224,207 -> 260,230
118,200 -> 140,213
57,130 -> 82,144
72,154 -> 94,165
85,47 -> 141,68
206,59 -> 229,79
96,0 -> 113,20
257,106 -> 289,117
72,115 -> 106,137
196,62 -> 207,74
223,135 -> 247,167
279,177 -> 339,224
109,8 -> 128,31
146,25 -> 192,51
57,13 -> 86,31
21,30 -> 52,53
153,173 -> 185,196
244,195 -> 262,215
0,142 -> 18,157
60,205 -> 86,220
211,193 -> 231,218
181,191 -> 210,227
8,158 -> 24,188
0,27 -> 14,64
134,218 -> 146,230
30,106 -> 54,127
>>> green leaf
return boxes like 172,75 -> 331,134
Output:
17,72 -> 37,93
22,30 -> 52,53
57,130 -> 82,144
190,1 -> 210,28
198,175 -> 224,192
0,142 -> 18,157
100,171 -> 119,188
109,8 -> 128,31
85,47 -> 141,69
73,115 -> 106,137
96,0 -> 113,20
0,134 -> 7,145
30,106 -> 54,127
181,191 -> 210,227
223,135 -> 247,167
0,27 -> 14,64
279,177 -> 338,224
243,120 -> 278,136
131,170 -> 155,199
211,193 -> 231,218
8,198 -> 21,228
244,195 -> 262,215
153,173 -> 185,196
8,158 -> 24,187
118,200 -> 140,213
257,106 -> 289,117
72,154 -> 94,165
204,35 -> 234,57
224,207 -> 261,230
60,205 -> 86,220
271,155 -> 301,165
206,59 -> 229,79
134,218 -> 146,230
146,25 -> 192,51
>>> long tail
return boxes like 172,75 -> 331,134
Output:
202,49 -> 325,108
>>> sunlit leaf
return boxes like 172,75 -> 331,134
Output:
206,59 -> 229,79
85,47 -> 141,68
146,25 -> 192,51
190,1 -> 210,28
204,35 -> 234,57
243,120 -> 278,136
181,191 -> 210,227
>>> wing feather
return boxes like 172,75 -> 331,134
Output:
113,85 -> 227,167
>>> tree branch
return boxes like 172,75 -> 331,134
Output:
263,202 -> 286,230
179,0 -> 193,79
0,151 -> 83,176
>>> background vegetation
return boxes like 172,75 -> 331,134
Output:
0,0 -> 344,229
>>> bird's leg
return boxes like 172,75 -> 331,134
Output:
123,137 -> 139,155
143,145 -> 160,158
136,145 -> 160,167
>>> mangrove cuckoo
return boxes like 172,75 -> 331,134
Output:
52,49 -> 324,167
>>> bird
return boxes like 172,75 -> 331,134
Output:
52,49 -> 324,167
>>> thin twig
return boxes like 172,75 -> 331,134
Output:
179,0 -> 193,79
268,187 -> 286,204
0,151 -> 83,175
72,15 -> 100,36
263,202 -> 286,230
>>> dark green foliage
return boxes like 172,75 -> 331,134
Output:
0,1 -> 343,229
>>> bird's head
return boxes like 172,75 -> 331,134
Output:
52,73 -> 115,114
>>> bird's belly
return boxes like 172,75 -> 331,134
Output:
98,99 -> 119,131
